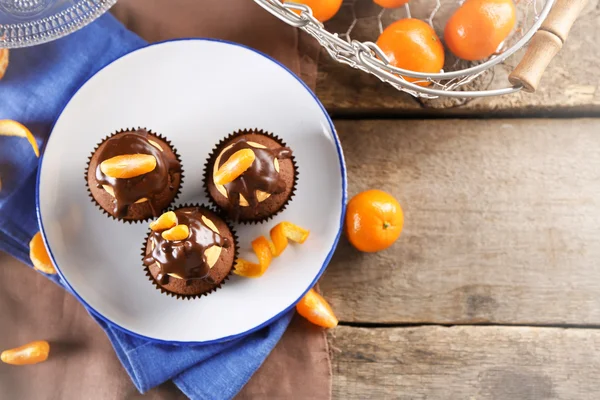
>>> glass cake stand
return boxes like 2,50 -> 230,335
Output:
0,0 -> 116,48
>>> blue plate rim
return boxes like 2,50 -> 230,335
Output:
35,37 -> 347,345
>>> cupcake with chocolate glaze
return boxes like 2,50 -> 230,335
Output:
142,205 -> 237,299
86,128 -> 182,222
205,129 -> 297,223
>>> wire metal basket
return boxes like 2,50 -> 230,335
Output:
254,0 -> 588,98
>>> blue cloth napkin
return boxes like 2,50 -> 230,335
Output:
0,13 -> 293,399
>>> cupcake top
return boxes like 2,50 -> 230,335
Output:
94,129 -> 181,218
212,136 -> 292,212
144,208 -> 231,285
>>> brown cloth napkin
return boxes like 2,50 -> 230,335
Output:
1,1 -> 331,398
0,254 -> 332,399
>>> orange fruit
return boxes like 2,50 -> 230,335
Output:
214,148 -> 256,185
29,232 -> 56,275
374,0 -> 409,8
376,19 -> 444,86
346,189 -> 404,252
296,289 -> 338,328
283,0 -> 343,22
444,0 -> 516,61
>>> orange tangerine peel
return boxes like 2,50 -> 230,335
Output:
296,289 -> 338,328
0,119 -> 39,157
0,49 -> 8,80
235,236 -> 273,278
1,340 -> 50,365
214,148 -> 256,185
100,154 -> 157,179
150,211 -> 178,232
29,232 -> 56,275
234,222 -> 310,278
270,222 -> 309,257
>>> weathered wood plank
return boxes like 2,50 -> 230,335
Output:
330,325 -> 600,399
316,0 -> 600,115
321,118 -> 600,325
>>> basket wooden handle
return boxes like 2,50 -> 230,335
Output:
509,0 -> 588,93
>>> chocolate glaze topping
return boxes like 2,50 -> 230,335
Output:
144,208 -> 230,285
95,130 -> 180,218
217,138 -> 292,216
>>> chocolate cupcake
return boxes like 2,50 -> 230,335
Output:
86,128 -> 183,222
142,205 -> 237,299
205,129 -> 297,223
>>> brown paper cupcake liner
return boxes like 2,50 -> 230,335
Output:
203,128 -> 298,225
84,127 -> 185,224
140,203 -> 239,300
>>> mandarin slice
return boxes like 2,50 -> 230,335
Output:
214,148 -> 256,185
1,340 -> 50,365
99,154 -> 157,179
149,211 -> 177,232
29,232 -> 56,275
161,224 -> 190,241
296,289 -> 338,328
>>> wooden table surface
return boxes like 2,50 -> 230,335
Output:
318,0 -> 600,117
3,1 -> 599,398
315,2 -> 600,397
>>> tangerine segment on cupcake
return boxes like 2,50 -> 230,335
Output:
206,130 -> 297,223
87,129 -> 182,221
143,206 -> 236,298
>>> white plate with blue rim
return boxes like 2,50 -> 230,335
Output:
36,39 -> 346,344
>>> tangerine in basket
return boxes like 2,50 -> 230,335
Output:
283,0 -> 343,23
444,0 -> 516,61
346,190 -> 404,252
374,0 -> 410,8
376,19 -> 444,87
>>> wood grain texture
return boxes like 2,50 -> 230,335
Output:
315,0 -> 600,115
330,325 -> 600,399
321,118 -> 600,325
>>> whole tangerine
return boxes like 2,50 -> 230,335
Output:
376,18 -> 445,86
444,0 -> 516,61
374,0 -> 410,8
346,190 -> 404,253
284,0 -> 343,22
